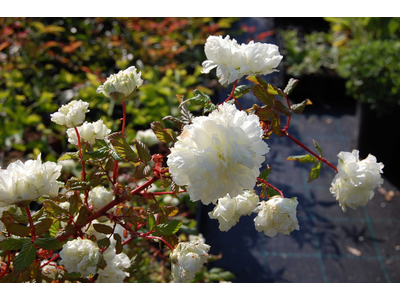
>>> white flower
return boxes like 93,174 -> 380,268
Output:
201,35 -> 283,85
163,195 -> 180,206
50,100 -> 90,128
329,150 -> 384,212
209,190 -> 259,231
136,129 -> 159,147
167,103 -> 270,205
87,186 -> 115,222
96,252 -> 130,283
97,66 -> 143,101
170,236 -> 210,283
59,237 -> 100,277
0,154 -> 62,207
41,260 -> 63,280
66,119 -> 111,145
254,196 -> 299,237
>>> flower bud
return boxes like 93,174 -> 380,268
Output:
97,66 -> 143,101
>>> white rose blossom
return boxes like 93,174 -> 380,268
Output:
97,66 -> 143,101
136,129 -> 159,147
59,237 -> 100,277
254,196 -> 300,237
201,35 -> 283,86
50,99 -> 90,128
167,103 -> 270,205
87,186 -> 115,222
329,150 -> 384,212
170,235 -> 211,283
0,154 -> 62,207
96,252 -> 130,283
209,190 -> 260,231
66,119 -> 111,145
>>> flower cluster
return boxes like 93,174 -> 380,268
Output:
59,237 -> 100,277
67,120 -> 111,145
167,103 -> 270,205
330,150 -> 384,212
50,99 -> 90,128
254,196 -> 299,237
201,35 -> 283,85
209,190 -> 260,231
0,154 -> 61,207
97,66 -> 143,101
170,235 -> 210,283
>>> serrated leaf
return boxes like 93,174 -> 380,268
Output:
97,237 -> 110,249
132,140 -> 152,162
308,161 -> 321,182
107,132 -> 139,162
162,115 -> 185,130
179,90 -> 217,114
267,187 -> 281,198
43,200 -> 69,217
179,102 -> 194,125
233,85 -> 254,98
34,237 -> 62,250
274,100 -> 292,117
75,205 -> 90,227
148,211 -> 156,231
55,224 -> 75,239
113,233 -> 123,255
13,239 -> 37,273
267,83 -> 286,98
156,219 -> 182,236
31,207 -> 45,222
313,139 -> 323,157
162,234 -> 179,249
151,121 -> 174,144
255,106 -> 275,122
259,166 -> 272,181
82,147 -> 110,161
253,85 -> 274,106
132,162 -> 152,180
246,75 -> 269,89
34,218 -> 53,237
286,154 -> 318,163
49,220 -> 60,237
271,111 -> 283,137
0,238 -> 30,250
162,206 -> 179,217
291,99 -> 313,114
6,223 -> 31,237
65,178 -> 88,191
58,152 -> 79,161
93,223 -> 114,235
283,78 -> 299,95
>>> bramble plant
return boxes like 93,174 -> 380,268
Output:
0,34 -> 384,283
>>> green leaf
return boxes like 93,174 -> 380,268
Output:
151,121 -> 174,144
34,218 -> 53,237
49,221 -> 60,237
156,219 -> 182,235
97,237 -> 110,249
6,223 -> 31,237
162,115 -> 185,130
34,237 -> 62,250
313,139 -> 323,157
65,178 -> 88,191
253,85 -> 274,106
255,106 -> 275,122
267,187 -> 281,198
107,132 -> 139,162
274,100 -> 292,117
113,233 -> 123,255
0,238 -> 30,250
43,200 -> 69,217
75,205 -> 90,227
179,102 -> 194,125
291,99 -> 313,114
13,239 -> 37,273
283,78 -> 299,95
267,83 -> 286,98
82,147 -> 110,161
148,211 -> 156,231
286,154 -> 318,163
246,75 -> 269,89
132,140 -> 152,162
58,152 -> 79,161
132,162 -> 152,180
93,223 -> 114,235
233,85 -> 254,98
270,111 -> 283,137
162,206 -> 179,217
259,166 -> 272,181
179,90 -> 217,114
308,161 -> 322,182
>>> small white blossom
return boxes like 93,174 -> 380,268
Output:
0,154 -> 62,207
136,129 -> 159,147
201,35 -> 283,85
209,190 -> 259,231
97,66 -> 143,101
41,260 -> 63,280
87,186 -> 115,222
254,196 -> 299,237
170,235 -> 210,283
59,237 -> 100,277
163,195 -> 180,206
50,100 -> 90,128
330,150 -> 384,212
167,103 -> 270,205
96,252 -> 130,283
66,119 -> 111,145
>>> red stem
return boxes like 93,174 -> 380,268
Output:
25,206 -> 36,241
223,80 -> 238,103
0,251 -> 11,278
257,177 -> 284,198
40,254 -> 60,268
283,131 -> 338,172
74,127 -> 88,205
112,101 -> 127,183
151,190 -> 186,196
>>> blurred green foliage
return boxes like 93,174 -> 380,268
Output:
0,17 -> 237,165
279,17 -> 400,115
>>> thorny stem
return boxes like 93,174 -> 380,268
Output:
25,206 -> 36,241
40,254 -> 60,268
283,131 -> 338,172
151,190 -> 186,196
223,80 -> 238,103
112,101 -> 127,183
281,94 -> 292,133
257,177 -> 285,198
74,127 -> 89,206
